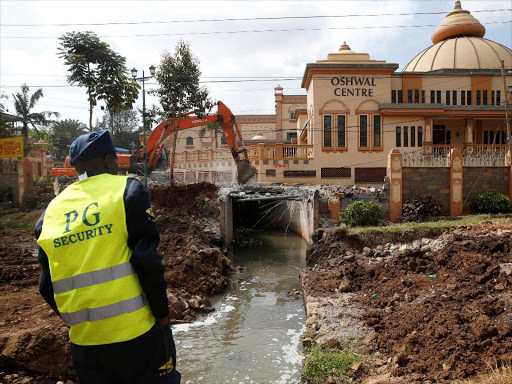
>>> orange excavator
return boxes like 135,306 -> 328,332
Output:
51,101 -> 257,184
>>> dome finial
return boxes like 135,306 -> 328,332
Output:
431,1 -> 485,44
339,41 -> 351,51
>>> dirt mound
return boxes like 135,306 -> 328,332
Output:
305,223 -> 512,382
0,230 -> 74,382
0,230 -> 39,286
151,182 -> 219,217
156,213 -> 232,322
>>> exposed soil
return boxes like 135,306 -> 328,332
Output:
0,182 -> 232,382
304,221 -> 512,383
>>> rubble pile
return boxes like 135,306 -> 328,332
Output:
52,176 -> 76,196
303,222 -> 512,383
150,182 -> 232,322
317,183 -> 387,201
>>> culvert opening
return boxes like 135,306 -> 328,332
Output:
233,197 -> 298,231
221,186 -> 319,247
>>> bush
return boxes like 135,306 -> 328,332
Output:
471,190 -> 512,214
340,200 -> 382,226
21,190 -> 38,211
303,344 -> 359,382
402,194 -> 443,222
0,186 -> 12,203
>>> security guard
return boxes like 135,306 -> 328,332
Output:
35,130 -> 181,383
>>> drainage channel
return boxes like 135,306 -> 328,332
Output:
173,230 -> 308,384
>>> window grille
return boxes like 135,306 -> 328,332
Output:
323,115 -> 332,147
284,170 -> 316,177
354,167 -> 386,183
373,115 -> 381,147
321,167 -> 351,178
359,115 -> 368,147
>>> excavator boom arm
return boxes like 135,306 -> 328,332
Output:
144,101 -> 256,183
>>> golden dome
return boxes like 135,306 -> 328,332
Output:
431,0 -> 485,44
403,1 -> 512,72
403,37 -> 512,72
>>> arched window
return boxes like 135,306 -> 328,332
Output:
186,136 -> 194,146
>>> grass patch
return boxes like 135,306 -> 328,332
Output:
303,344 -> 360,383
0,209 -> 43,231
349,214 -> 511,242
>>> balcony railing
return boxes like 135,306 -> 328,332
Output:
403,144 -> 508,167
175,143 -> 314,165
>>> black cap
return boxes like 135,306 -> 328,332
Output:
69,130 -> 116,166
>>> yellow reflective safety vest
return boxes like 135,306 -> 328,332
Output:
37,174 -> 155,346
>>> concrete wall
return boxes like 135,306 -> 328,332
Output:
274,191 -> 319,243
463,167 -> 510,213
402,167 -> 451,214
219,195 -> 233,249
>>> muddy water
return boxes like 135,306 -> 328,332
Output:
173,230 -> 308,384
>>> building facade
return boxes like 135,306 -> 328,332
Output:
170,0 -> 512,185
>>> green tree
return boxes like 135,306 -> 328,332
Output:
151,40 -> 213,184
96,51 -> 140,136
58,32 -> 111,130
12,84 -> 59,138
49,119 -> 88,161
96,109 -> 140,150
0,92 -> 14,138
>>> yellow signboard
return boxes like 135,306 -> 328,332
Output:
0,137 -> 24,159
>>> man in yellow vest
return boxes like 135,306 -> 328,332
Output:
35,130 -> 181,383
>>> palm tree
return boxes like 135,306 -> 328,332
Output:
12,84 -> 59,138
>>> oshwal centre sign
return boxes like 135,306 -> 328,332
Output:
331,77 -> 376,97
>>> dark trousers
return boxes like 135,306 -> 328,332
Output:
71,323 -> 181,384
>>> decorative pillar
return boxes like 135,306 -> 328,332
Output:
507,150 -> 512,202
449,149 -> 463,216
17,159 -> 25,205
274,86 -> 283,141
388,149 -> 402,222
196,150 -> 200,163
423,118 -> 433,153
258,143 -> 265,161
328,200 -> 341,221
465,119 -> 474,152
275,143 -> 284,160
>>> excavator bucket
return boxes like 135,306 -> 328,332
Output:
236,159 -> 257,184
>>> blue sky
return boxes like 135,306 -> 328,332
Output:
1,0 -> 510,125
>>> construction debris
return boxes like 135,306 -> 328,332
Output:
303,222 -> 512,383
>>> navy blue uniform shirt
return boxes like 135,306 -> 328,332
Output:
34,175 -> 169,320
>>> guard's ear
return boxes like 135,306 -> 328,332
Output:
104,153 -> 119,175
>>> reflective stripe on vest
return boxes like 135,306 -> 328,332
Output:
60,294 -> 146,326
52,262 -> 135,294
37,174 -> 155,346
